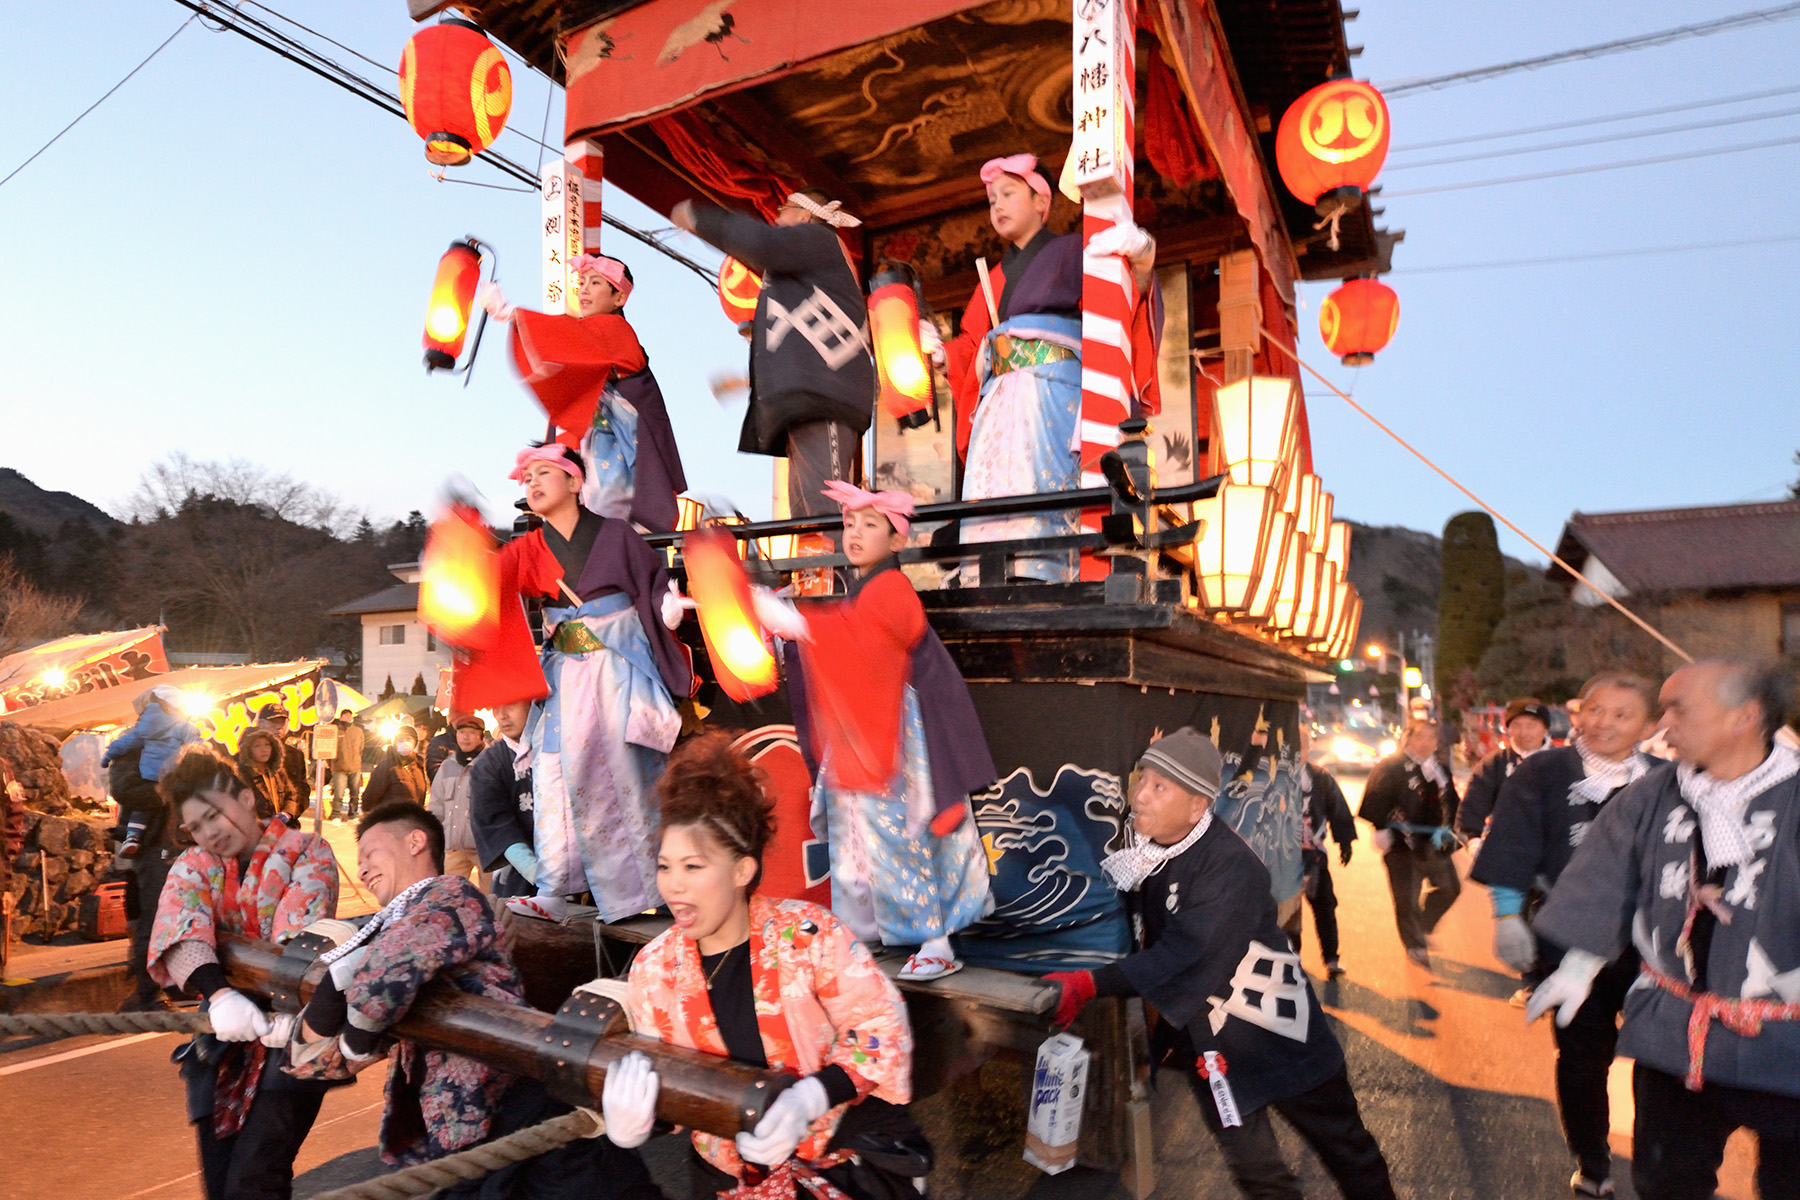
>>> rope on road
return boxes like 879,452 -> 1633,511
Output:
0,1011 -> 210,1038
310,1109 -> 604,1200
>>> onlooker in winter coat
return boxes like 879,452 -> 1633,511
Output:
428,714 -> 490,886
238,728 -> 300,821
362,725 -> 429,809
328,708 -> 366,821
256,707 -> 311,799
1457,698 -> 1552,842
425,722 -> 460,783
101,685 -> 202,856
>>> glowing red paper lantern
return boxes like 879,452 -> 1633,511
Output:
718,256 -> 762,323
422,239 -> 482,370
1275,78 -> 1390,217
1320,279 -> 1399,366
684,529 -> 778,701
867,265 -> 933,430
420,501 -> 500,650
398,19 -> 513,167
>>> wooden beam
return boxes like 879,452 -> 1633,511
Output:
1151,0 -> 1300,305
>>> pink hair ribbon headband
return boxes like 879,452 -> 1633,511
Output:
980,153 -> 1050,198
821,480 -> 914,537
510,444 -> 584,486
570,254 -> 633,305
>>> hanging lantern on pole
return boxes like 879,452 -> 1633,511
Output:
419,499 -> 500,650
867,262 -> 934,430
717,256 -> 762,324
1274,77 -> 1389,249
422,238 -> 489,372
1194,485 -> 1278,612
683,529 -> 778,702
1212,376 -> 1299,492
398,18 -> 513,167
1320,279 -> 1399,366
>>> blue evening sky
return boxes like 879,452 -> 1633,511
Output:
2,2 -> 1796,564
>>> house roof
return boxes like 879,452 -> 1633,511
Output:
1550,500 -> 1800,594
330,583 -> 420,617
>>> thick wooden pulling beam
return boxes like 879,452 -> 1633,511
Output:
217,933 -> 790,1138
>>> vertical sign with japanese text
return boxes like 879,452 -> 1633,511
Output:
540,159 -> 584,316
1071,0 -> 1133,198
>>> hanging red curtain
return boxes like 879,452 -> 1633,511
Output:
1144,53 -> 1218,188
649,110 -> 793,221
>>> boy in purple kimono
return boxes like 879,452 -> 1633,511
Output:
289,801 -> 658,1199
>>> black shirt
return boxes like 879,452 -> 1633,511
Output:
699,940 -> 857,1107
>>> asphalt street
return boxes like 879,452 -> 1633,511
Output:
0,777 -> 1759,1199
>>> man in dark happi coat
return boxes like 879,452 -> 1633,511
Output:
289,801 -> 660,1199
1471,674 -> 1660,1198
1296,725 -> 1356,977
1530,660 -> 1800,1200
467,699 -> 540,901
1358,719 -> 1462,968
1045,729 -> 1395,1200
1457,697 -> 1552,842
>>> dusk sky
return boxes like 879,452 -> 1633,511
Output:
4,1 -> 1796,565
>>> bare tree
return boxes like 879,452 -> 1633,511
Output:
117,453 -> 361,537
0,555 -> 83,656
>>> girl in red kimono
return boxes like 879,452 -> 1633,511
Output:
147,746 -> 340,1200
481,255 -> 687,532
608,733 -> 925,1200
748,483 -> 995,981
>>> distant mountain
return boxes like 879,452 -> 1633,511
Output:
1344,520 -> 1539,652
0,468 -> 116,534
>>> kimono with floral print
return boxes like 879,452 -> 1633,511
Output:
286,874 -> 527,1166
626,894 -> 913,1178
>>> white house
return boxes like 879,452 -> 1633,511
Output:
330,562 -> 455,698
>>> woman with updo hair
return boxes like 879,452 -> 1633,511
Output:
606,732 -> 927,1200
147,744 -> 341,1200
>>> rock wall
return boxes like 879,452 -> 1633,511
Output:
9,812 -> 116,940
0,722 -> 78,814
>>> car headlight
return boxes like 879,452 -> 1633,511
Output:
1379,738 -> 1397,756
1332,736 -> 1357,758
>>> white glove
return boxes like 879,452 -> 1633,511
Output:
1466,836 -> 1483,860
1371,828 -> 1395,854
260,1012 -> 297,1048
601,1051 -> 660,1149
1493,916 -> 1538,973
919,318 -> 945,368
1084,221 -> 1154,261
736,1075 -> 831,1166
1525,949 -> 1606,1027
661,581 -> 697,631
478,281 -> 514,321
750,588 -> 811,643
208,989 -> 272,1042
328,944 -> 371,991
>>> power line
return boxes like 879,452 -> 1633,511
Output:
1385,103 -> 1800,170
1379,2 -> 1800,97
1390,81 -> 1800,152
1382,132 -> 1800,197
0,15 -> 196,191
1389,233 -> 1800,274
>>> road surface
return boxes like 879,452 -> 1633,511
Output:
0,779 -> 1758,1199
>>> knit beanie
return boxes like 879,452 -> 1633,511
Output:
1137,727 -> 1223,799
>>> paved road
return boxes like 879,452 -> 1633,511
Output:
0,778 -> 1758,1199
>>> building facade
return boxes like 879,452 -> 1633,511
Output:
329,562 -> 455,697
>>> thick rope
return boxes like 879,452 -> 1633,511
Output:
0,1011 -> 211,1038
310,1108 -> 603,1200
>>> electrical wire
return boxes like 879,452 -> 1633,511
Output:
1259,326 -> 1694,664
1390,81 -> 1800,152
1389,233 -> 1800,274
1379,2 -> 1800,97
0,15 -> 196,191
1384,103 -> 1800,170
1382,132 -> 1800,197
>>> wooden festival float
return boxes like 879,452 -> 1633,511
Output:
360,0 -> 1402,1190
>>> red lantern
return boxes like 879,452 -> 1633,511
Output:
718,256 -> 761,323
1320,278 -> 1399,366
398,19 -> 513,167
422,239 -> 482,371
867,265 -> 932,430
420,501 -> 500,650
683,529 -> 778,701
1274,78 -> 1390,218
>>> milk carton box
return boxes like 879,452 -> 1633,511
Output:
1023,1032 -> 1089,1174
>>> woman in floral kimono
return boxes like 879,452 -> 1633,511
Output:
147,746 -> 340,1200
606,733 -> 926,1200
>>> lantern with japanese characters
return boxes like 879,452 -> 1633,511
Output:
398,18 -> 513,167
684,528 -> 778,701
1320,278 -> 1400,366
867,264 -> 933,430
419,500 -> 500,650
422,238 -> 482,370
1275,77 -> 1390,221
718,256 -> 762,324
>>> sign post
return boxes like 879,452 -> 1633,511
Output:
310,721 -> 339,835
540,159 -> 584,316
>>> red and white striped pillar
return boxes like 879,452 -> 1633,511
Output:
1072,0 -> 1138,576
565,138 -> 605,254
